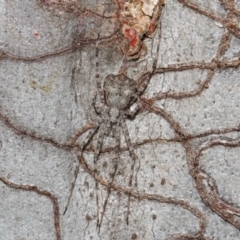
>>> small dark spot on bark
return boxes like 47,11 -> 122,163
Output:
149,183 -> 154,187
161,178 -> 166,185
85,214 -> 93,221
152,214 -> 157,220
131,233 -> 138,239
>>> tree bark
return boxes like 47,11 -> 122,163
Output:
1,0 -> 240,239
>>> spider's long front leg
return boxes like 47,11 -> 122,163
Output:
92,90 -> 105,115
95,77 -> 105,107
95,43 -> 105,106
98,123 -> 120,231
137,72 -> 152,96
137,27 -> 161,96
122,121 -> 138,224
63,124 -> 100,215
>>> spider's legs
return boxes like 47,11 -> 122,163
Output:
95,75 -> 105,106
137,27 -> 161,96
93,121 -> 108,229
122,121 -> 137,224
125,102 -> 140,119
92,90 -> 105,115
137,72 -> 152,96
98,123 -> 120,231
63,124 -> 100,215
95,42 -> 105,106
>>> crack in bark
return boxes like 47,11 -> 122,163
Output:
0,176 -> 62,240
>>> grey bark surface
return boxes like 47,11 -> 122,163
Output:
1,0 -> 240,239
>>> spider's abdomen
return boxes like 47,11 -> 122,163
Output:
104,73 -> 137,110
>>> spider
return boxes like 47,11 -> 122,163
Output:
63,25 -> 160,228
63,69 -> 153,229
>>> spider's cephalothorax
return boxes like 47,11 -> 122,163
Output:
104,73 -> 137,111
102,73 -> 137,123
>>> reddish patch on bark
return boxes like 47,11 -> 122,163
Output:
125,28 -> 138,47
117,0 -> 165,58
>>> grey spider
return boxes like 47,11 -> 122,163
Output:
64,70 -> 153,230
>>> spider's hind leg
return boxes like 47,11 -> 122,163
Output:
92,121 -> 109,229
97,123 -> 120,232
63,124 -> 100,215
122,121 -> 138,224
